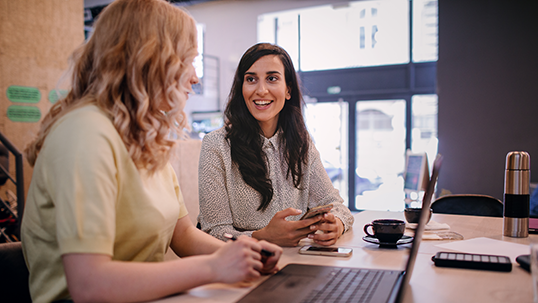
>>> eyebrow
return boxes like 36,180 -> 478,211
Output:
244,70 -> 282,76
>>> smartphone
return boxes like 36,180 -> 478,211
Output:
300,204 -> 333,220
516,254 -> 530,272
299,245 -> 353,257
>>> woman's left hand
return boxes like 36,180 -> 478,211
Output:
257,240 -> 283,275
307,213 -> 344,246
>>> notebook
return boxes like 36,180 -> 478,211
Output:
236,154 -> 443,303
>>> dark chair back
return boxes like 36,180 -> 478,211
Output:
431,194 -> 503,217
0,142 -> 8,185
0,241 -> 32,302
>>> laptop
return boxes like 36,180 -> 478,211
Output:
237,154 -> 443,303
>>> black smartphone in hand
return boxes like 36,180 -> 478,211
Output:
300,204 -> 333,220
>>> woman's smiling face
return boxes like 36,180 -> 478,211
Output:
242,55 -> 290,138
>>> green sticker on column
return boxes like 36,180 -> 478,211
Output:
6,105 -> 42,122
6,85 -> 41,103
48,89 -> 68,104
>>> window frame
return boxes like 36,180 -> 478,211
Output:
259,0 -> 438,211
298,61 -> 436,211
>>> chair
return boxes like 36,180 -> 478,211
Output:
0,241 -> 32,302
0,132 -> 25,241
431,194 -> 504,217
167,139 -> 202,260
169,139 -> 202,225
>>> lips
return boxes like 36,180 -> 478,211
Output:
254,100 -> 272,106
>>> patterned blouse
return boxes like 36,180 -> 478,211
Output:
197,127 -> 354,241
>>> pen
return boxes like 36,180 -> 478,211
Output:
223,233 -> 275,257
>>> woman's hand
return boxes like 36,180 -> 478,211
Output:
307,213 -> 344,246
62,235 -> 282,302
209,236 -> 263,283
258,240 -> 282,274
209,236 -> 282,283
252,208 -> 323,246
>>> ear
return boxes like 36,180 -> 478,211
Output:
286,88 -> 291,100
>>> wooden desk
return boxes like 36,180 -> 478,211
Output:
150,211 -> 535,303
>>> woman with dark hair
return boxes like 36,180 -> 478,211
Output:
198,43 -> 354,247
21,2 -> 281,302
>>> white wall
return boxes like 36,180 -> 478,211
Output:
183,0 -> 338,115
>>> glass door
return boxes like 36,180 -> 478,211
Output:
304,100 -> 349,206
304,96 -> 437,212
355,100 -> 407,211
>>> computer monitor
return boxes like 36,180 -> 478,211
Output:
403,151 -> 429,194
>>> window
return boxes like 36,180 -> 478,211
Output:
355,100 -> 406,211
412,0 -> 438,62
304,101 -> 349,198
194,24 -> 205,79
258,0 -> 436,71
358,109 -> 394,131
258,0 -> 438,211
411,94 -> 438,167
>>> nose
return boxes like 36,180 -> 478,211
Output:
191,72 -> 199,85
256,81 -> 268,95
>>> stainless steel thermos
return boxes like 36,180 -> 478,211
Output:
503,151 -> 530,238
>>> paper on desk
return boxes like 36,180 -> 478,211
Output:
421,231 -> 464,240
435,237 -> 530,262
422,232 -> 444,240
405,221 -> 461,240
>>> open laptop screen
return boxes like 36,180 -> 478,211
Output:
396,154 -> 443,302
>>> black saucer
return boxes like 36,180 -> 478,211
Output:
362,235 -> 414,248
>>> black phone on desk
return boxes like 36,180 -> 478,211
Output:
432,251 -> 512,272
518,215 -> 534,272
516,254 -> 531,272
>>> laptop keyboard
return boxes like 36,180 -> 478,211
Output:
301,267 -> 387,303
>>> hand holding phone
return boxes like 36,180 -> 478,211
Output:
300,204 -> 333,220
299,245 -> 352,257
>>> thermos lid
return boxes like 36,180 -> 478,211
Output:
505,151 -> 530,170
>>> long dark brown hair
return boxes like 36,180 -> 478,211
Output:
224,43 -> 309,211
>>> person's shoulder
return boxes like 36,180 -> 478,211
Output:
57,104 -> 112,131
201,126 -> 227,144
304,134 -> 321,162
48,104 -> 117,145
40,104 -> 123,164
200,127 -> 231,157
305,134 -> 317,152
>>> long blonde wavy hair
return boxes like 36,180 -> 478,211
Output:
25,0 -> 198,174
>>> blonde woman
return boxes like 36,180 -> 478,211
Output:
21,1 -> 281,302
